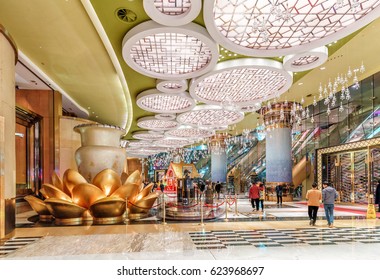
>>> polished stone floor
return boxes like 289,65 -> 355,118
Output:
1,200 -> 379,260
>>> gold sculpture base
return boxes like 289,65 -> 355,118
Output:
93,215 -> 124,225
39,215 -> 54,222
128,213 -> 149,220
55,217 -> 83,226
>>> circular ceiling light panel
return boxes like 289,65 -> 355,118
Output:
283,46 -> 328,72
177,105 -> 244,127
154,137 -> 193,148
127,140 -> 153,148
132,131 -> 165,140
122,20 -> 219,80
165,125 -> 215,139
143,0 -> 201,26
136,89 -> 195,114
204,0 -> 380,56
190,58 -> 293,106
156,79 -> 188,94
155,113 -> 176,120
137,116 -> 179,131
240,103 -> 262,113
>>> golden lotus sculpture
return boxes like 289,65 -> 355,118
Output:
25,169 -> 158,225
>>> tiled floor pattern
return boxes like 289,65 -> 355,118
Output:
0,237 -> 42,257
189,226 -> 380,250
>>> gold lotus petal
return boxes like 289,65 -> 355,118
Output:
89,197 -> 126,218
41,184 -> 72,202
129,193 -> 158,214
44,198 -> 86,219
92,169 -> 121,196
110,183 -> 140,201
24,195 -> 50,216
63,169 -> 87,196
72,183 -> 106,209
136,183 -> 154,200
52,171 -> 71,196
40,188 -> 49,199
125,170 -> 141,186
120,172 -> 128,185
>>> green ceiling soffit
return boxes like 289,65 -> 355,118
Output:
89,0 -> 361,139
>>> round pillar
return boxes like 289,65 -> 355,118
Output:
261,102 -> 299,184
210,133 -> 229,183
0,24 -> 17,238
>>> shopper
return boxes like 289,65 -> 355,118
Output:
258,182 -> 265,212
322,181 -> 338,228
306,182 -> 322,226
159,180 -> 165,192
375,180 -> 380,212
215,181 -> 222,200
249,182 -> 260,211
275,184 -> 283,206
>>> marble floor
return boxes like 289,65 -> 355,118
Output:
1,200 -> 379,260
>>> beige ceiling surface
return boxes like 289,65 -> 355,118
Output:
0,0 -> 380,139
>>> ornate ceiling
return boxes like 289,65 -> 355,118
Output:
1,0 -> 380,155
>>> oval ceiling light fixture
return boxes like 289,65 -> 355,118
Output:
137,116 -> 179,131
143,0 -> 201,26
154,137 -> 193,148
240,102 -> 262,113
136,89 -> 195,114
177,104 -> 244,128
165,125 -> 215,139
283,46 -> 329,72
189,58 -> 293,106
156,79 -> 188,94
127,146 -> 168,157
122,20 -> 219,80
132,131 -> 165,140
204,0 -> 380,57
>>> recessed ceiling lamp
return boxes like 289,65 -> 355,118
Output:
156,79 -> 188,93
165,125 -> 215,139
154,137 -> 193,148
176,105 -> 244,128
143,0 -> 201,26
189,58 -> 293,106
122,21 -> 219,80
204,0 -> 380,56
132,131 -> 165,140
136,89 -> 195,113
283,46 -> 328,72
137,116 -> 179,131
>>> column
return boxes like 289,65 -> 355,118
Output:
210,133 -> 228,183
0,24 -> 17,239
261,102 -> 298,184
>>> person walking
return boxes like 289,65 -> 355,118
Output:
159,180 -> 165,193
275,184 -> 283,206
306,182 -> 322,226
322,181 -> 338,228
258,182 -> 265,212
249,182 -> 260,211
215,181 -> 222,200
375,180 -> 380,212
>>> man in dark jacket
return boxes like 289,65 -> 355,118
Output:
322,181 -> 338,228
375,180 -> 380,212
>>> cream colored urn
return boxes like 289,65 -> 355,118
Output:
74,124 -> 126,182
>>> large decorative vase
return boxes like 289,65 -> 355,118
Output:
74,124 -> 126,182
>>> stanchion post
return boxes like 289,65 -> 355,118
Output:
125,196 -> 129,223
224,196 -> 228,222
233,193 -> 238,216
162,193 -> 167,225
199,192 -> 205,226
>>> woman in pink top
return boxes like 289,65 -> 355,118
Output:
249,182 -> 260,211
306,182 -> 322,226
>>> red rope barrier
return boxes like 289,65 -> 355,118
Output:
204,201 -> 225,208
